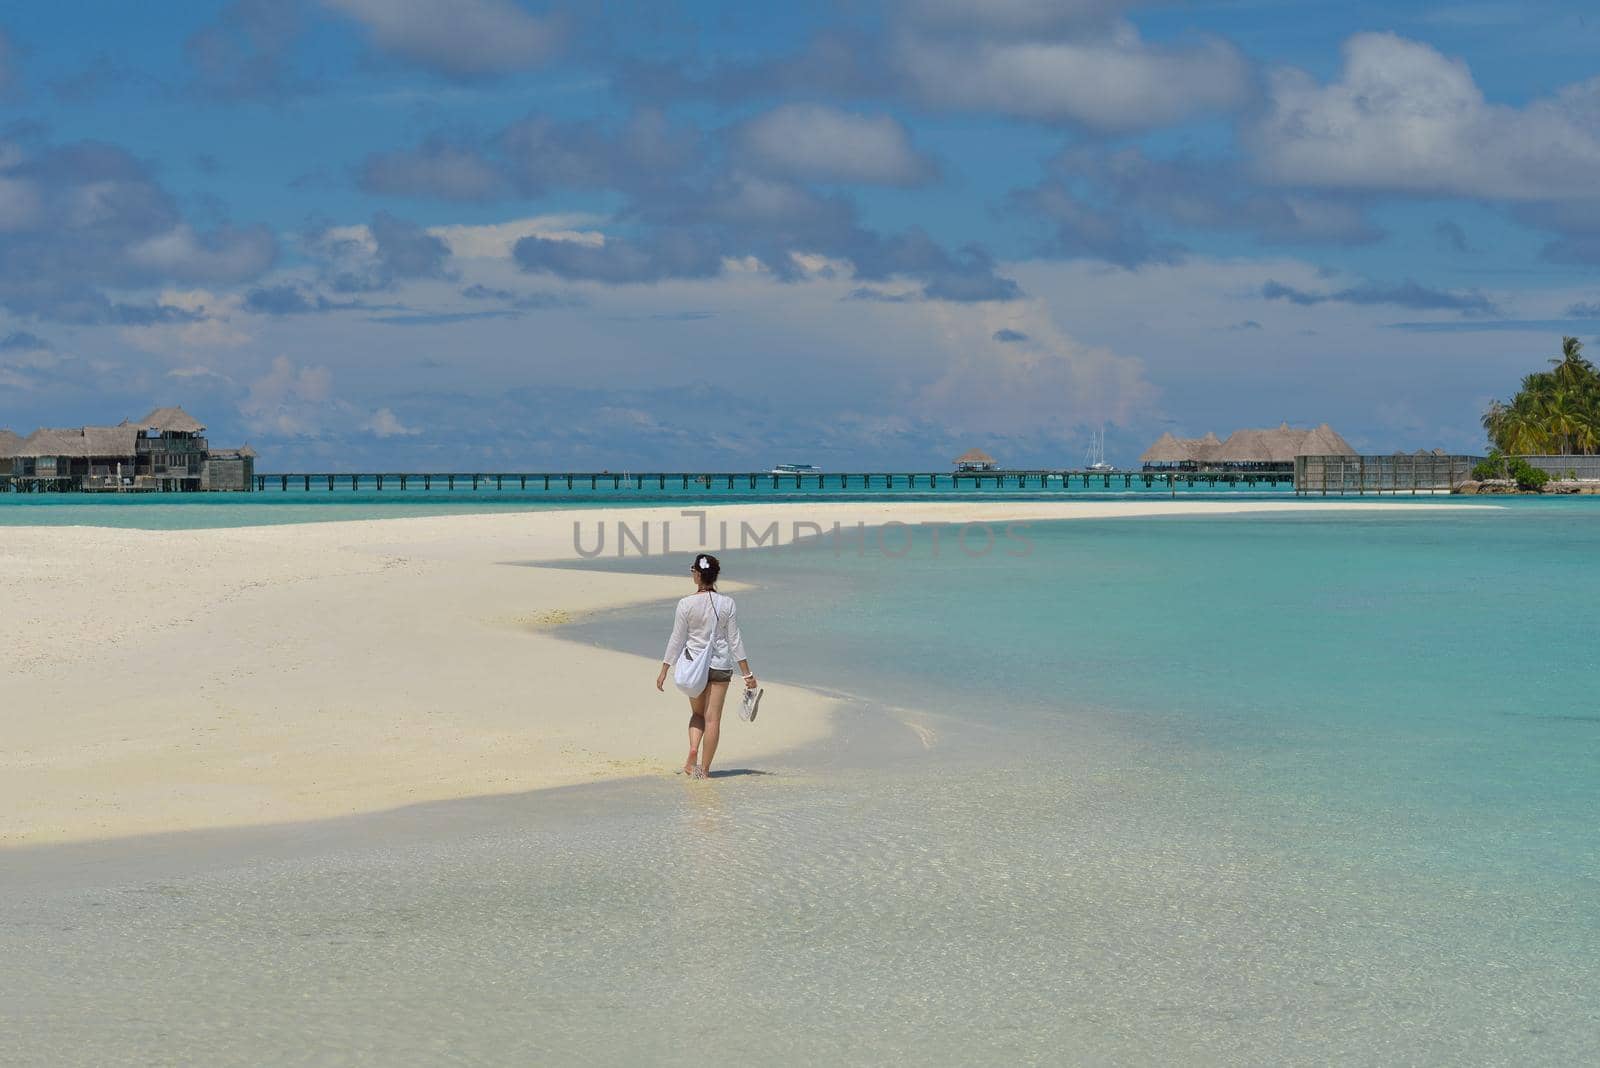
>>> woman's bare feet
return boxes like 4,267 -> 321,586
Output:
683,750 -> 698,776
690,764 -> 710,780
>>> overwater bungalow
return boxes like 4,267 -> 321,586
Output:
955,448 -> 998,472
1,406 -> 256,492
1141,423 -> 1355,473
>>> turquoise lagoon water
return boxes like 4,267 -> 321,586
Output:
5,502 -> 1599,1064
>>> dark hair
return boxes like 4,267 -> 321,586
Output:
692,553 -> 721,588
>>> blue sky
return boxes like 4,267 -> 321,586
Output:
3,0 -> 1600,468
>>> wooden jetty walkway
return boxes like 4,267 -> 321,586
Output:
243,470 -> 1297,493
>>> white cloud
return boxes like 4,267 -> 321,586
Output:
1249,33 -> 1600,201
320,0 -> 562,77
914,295 -> 1155,433
241,355 -> 337,436
895,23 -> 1251,131
119,289 -> 253,353
735,104 -> 935,186
429,215 -> 604,259
127,224 -> 278,283
362,406 -> 418,437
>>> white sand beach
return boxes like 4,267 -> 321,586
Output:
0,499 -> 1478,846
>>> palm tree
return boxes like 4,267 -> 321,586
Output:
1484,336 -> 1600,456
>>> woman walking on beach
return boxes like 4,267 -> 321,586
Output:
657,554 -> 757,779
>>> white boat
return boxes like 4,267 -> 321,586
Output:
770,463 -> 822,475
1085,427 -> 1115,472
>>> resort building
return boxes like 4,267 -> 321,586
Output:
1140,423 -> 1356,472
955,448 -> 998,471
1,407 -> 256,492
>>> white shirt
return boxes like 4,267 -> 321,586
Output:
662,591 -> 747,672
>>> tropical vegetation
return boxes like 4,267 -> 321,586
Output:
1481,336 -> 1600,455
1472,450 -> 1551,491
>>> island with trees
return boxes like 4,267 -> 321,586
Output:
1461,337 -> 1600,493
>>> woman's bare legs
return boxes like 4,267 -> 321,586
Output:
699,680 -> 730,776
685,689 -> 708,774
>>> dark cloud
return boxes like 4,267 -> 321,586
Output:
185,0 -> 303,100
310,213 -> 453,293
993,328 -> 1029,342
513,231 -> 724,284
368,310 -> 522,326
370,211 -> 452,279
0,330 -> 50,351
1540,235 -> 1600,266
1229,320 -> 1263,331
1011,181 -> 1184,268
244,284 -> 375,315
1012,147 -> 1380,267
615,30 -> 894,104
357,110 -> 701,203
0,135 -> 276,320
1261,279 -> 1498,314
358,135 -> 511,202
460,284 -> 583,309
897,0 -> 1137,36
1566,301 -> 1600,318
1434,220 -> 1473,255
364,109 -> 1015,301
497,109 -> 702,198
846,287 -> 919,303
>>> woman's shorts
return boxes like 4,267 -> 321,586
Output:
707,668 -> 733,682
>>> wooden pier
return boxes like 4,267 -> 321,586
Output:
245,469 -> 1299,494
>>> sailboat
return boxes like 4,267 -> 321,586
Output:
1085,426 -> 1115,472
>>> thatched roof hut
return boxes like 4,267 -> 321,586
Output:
1140,433 -> 1187,463
129,406 -> 205,434
954,448 -> 997,471
1140,431 -> 1225,465
0,429 -> 21,459
1142,422 -> 1356,468
13,425 -> 139,458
